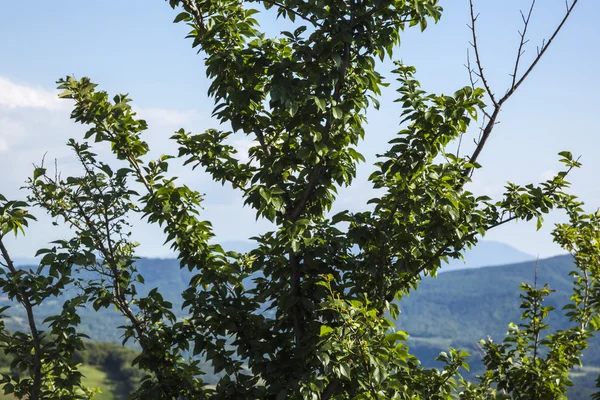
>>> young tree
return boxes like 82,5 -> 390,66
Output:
0,0 -> 596,399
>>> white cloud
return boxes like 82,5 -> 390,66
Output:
0,77 -> 64,110
540,169 -> 557,182
0,116 -> 28,153
231,138 -> 254,162
134,106 -> 195,127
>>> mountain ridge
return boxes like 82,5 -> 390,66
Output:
4,247 -> 597,397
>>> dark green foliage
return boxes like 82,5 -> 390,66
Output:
0,1 -> 595,399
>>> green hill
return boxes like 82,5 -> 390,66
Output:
0,342 -> 141,400
397,254 -> 575,343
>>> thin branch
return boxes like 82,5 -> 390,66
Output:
373,17 -> 418,33
580,259 -> 591,329
254,128 -> 271,157
465,50 -> 493,124
0,239 -> 42,400
532,256 -> 540,364
80,160 -> 145,339
465,0 -> 580,174
499,0 -> 579,104
464,49 -> 479,90
467,106 -> 501,169
456,132 -> 464,158
510,1 -> 536,90
468,0 -> 497,107
38,158 -> 147,342
396,157 -> 580,301
376,213 -> 522,315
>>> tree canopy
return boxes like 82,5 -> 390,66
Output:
0,0 -> 597,399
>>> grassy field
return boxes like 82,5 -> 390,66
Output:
0,365 -> 129,400
80,364 -> 128,400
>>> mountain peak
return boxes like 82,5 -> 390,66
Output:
442,241 -> 535,272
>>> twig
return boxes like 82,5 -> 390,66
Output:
468,106 -> 500,169
397,213 -> 520,289
468,0 -> 497,107
359,3 -> 388,19
510,1 -> 536,90
254,128 -> 271,157
456,132 -> 464,158
401,159 -> 580,301
465,0 -> 580,171
498,0 -> 579,104
464,49 -> 479,89
465,50 -> 492,122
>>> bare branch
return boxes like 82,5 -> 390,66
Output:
509,0 -> 536,91
466,0 -> 580,172
465,49 -> 492,122
499,0 -> 579,104
456,132 -> 464,160
468,0 -> 498,107
468,106 -> 500,168
464,49 -> 479,89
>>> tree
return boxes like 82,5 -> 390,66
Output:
0,0 -> 596,399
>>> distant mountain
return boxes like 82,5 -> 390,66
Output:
219,239 -> 536,272
11,239 -> 534,271
12,257 -> 40,266
5,246 -> 597,396
442,240 -> 535,272
220,240 -> 258,253
396,255 -> 575,343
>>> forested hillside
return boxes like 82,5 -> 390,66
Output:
0,342 -> 142,400
3,253 -> 598,397
394,254 -> 600,398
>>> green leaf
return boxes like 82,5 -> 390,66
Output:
33,167 -> 46,181
331,107 -> 342,119
320,325 -> 334,336
173,12 -> 189,23
314,97 -> 326,112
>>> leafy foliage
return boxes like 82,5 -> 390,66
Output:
0,0 -> 596,399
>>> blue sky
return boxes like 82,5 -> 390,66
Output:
0,0 -> 598,259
